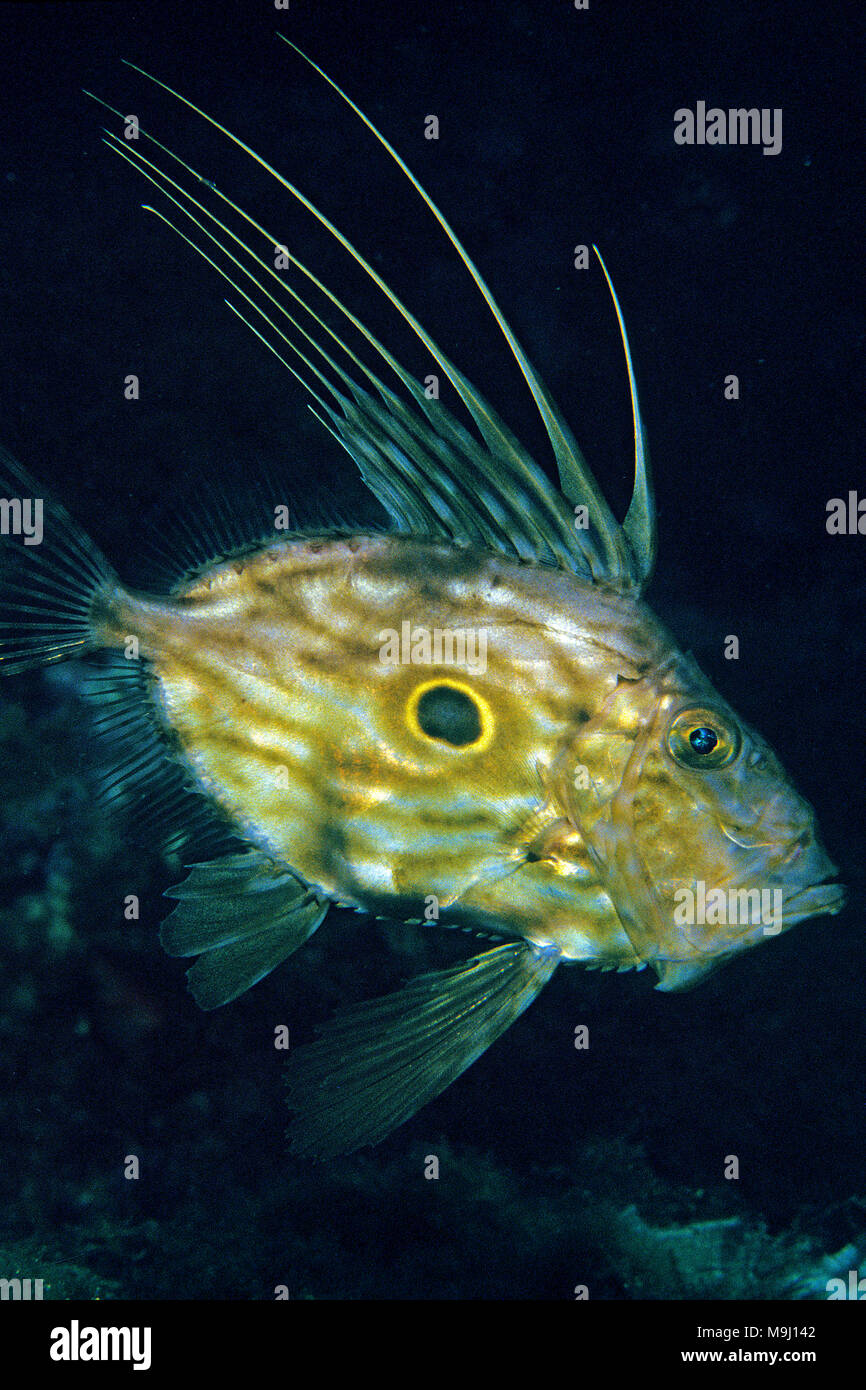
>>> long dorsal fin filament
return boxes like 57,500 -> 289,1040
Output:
85,45 -> 657,592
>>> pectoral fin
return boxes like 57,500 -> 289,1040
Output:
287,939 -> 560,1159
162,851 -> 328,1009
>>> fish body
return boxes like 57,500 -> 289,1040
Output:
0,49 -> 844,1156
95,534 -> 668,959
92,531 -> 836,984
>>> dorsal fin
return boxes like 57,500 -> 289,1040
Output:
85,47 -> 656,592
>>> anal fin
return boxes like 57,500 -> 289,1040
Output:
287,939 -> 560,1159
162,850 -> 328,1009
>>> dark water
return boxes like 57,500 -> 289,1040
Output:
0,0 -> 861,1301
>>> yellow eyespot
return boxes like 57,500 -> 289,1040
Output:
666,706 -> 741,770
405,678 -> 494,751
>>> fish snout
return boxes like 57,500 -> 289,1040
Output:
777,828 -> 810,869
771,817 -> 836,882
771,829 -> 845,922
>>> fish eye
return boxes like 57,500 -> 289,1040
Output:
689,726 -> 718,754
405,678 -> 493,750
666,707 -> 741,770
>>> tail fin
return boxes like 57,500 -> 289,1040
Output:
0,447 -> 118,673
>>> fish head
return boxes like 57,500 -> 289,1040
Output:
554,649 -> 845,989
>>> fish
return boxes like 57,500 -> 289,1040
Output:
0,43 -> 845,1159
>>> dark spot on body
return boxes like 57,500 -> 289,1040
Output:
417,685 -> 482,746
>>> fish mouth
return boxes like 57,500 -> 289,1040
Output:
778,876 -> 846,925
725,824 -> 845,917
770,834 -> 845,927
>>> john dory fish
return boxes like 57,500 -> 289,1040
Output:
0,44 -> 844,1157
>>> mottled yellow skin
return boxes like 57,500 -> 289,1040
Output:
92,531 -> 842,987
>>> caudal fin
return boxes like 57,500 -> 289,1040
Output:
0,448 -> 118,673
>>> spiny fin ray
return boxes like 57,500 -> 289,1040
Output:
98,110 -> 600,573
279,37 -> 637,583
593,245 -> 656,584
103,54 -> 655,592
